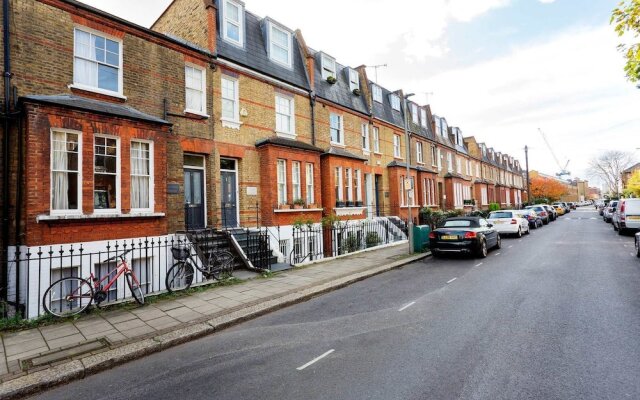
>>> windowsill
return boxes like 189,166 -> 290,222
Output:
373,152 -> 383,156
68,84 -> 127,100
330,142 -> 346,148
400,205 -> 419,209
417,161 -> 425,165
221,118 -> 242,130
184,110 -> 210,119
333,206 -> 366,216
275,131 -> 297,140
394,156 -> 404,160
37,212 -> 165,223
362,149 -> 371,156
273,208 -> 323,213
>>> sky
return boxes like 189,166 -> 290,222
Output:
79,0 -> 640,186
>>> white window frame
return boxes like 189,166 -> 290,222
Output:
130,139 -> 154,213
306,163 -> 314,205
390,94 -> 401,111
361,123 -> 370,152
277,159 -> 287,205
400,175 -> 406,206
275,94 -> 295,138
456,158 -> 462,174
447,153 -> 453,171
423,178 -> 428,206
321,53 -> 336,80
416,142 -> 423,164
476,163 -> 481,178
330,113 -> 344,145
411,104 -> 419,124
335,166 -> 343,202
431,146 -> 437,167
292,161 -> 301,202
268,22 -> 292,68
93,134 -> 121,214
50,129 -> 83,215
372,126 -> 380,153
349,68 -> 359,92
222,0 -> 244,47
345,168 -> 353,202
185,64 -> 207,116
409,176 -> 416,206
372,85 -> 382,103
437,148 -> 442,171
355,169 -> 362,203
72,27 -> 123,98
481,187 -> 488,205
221,75 -> 241,129
393,135 -> 401,158
420,109 -> 427,128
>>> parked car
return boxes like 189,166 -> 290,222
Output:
553,205 -> 566,216
540,204 -> 557,221
568,202 -> 577,210
553,202 -> 570,213
612,198 -> 640,234
520,208 -> 543,228
487,210 -> 530,238
603,200 -> 618,223
525,205 -> 550,225
429,217 -> 501,258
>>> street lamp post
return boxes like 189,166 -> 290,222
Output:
525,145 -> 530,205
403,93 -> 415,255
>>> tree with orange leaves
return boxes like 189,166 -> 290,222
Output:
530,175 -> 568,202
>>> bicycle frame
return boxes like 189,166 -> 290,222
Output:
89,256 -> 132,293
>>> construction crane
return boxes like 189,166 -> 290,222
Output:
537,128 -> 571,178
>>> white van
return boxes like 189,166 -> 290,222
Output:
613,198 -> 640,234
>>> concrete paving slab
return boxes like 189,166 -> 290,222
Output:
38,324 -> 82,341
145,316 -> 181,331
45,334 -> 87,351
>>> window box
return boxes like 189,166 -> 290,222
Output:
355,201 -> 363,207
345,201 -> 354,207
335,201 -> 346,208
279,203 -> 291,210
326,76 -> 337,84
464,199 -> 475,206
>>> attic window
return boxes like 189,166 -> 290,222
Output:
440,119 -> 448,137
411,104 -> 419,124
223,0 -> 244,47
390,94 -> 400,111
420,109 -> 427,128
348,68 -> 359,92
372,85 -> 382,103
321,53 -> 336,80
269,23 -> 292,68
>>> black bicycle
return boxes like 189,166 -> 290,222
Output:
165,241 -> 235,293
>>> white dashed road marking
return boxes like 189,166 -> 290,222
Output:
398,301 -> 416,312
447,278 -> 457,284
474,263 -> 483,267
495,252 -> 501,256
297,349 -> 335,371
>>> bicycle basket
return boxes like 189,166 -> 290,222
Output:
171,245 -> 190,260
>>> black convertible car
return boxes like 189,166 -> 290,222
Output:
428,217 -> 501,258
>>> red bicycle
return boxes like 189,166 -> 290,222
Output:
42,248 -> 145,317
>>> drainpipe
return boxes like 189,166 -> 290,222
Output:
309,91 -> 316,146
2,0 -> 12,303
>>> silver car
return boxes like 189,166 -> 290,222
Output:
603,200 -> 618,223
612,198 -> 640,234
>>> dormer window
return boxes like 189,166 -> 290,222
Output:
268,22 -> 292,68
348,68 -> 359,92
372,85 -> 382,103
411,104 -> 419,124
441,119 -> 448,137
390,94 -> 400,111
321,53 -> 336,80
420,109 -> 427,128
223,0 -> 244,47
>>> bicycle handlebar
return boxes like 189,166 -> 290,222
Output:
100,248 -> 134,264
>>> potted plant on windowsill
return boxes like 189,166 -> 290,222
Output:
326,76 -> 337,84
345,201 -> 354,207
278,203 -> 291,210
335,200 -> 346,208
293,198 -> 305,209
355,201 -> 363,207
352,88 -> 361,96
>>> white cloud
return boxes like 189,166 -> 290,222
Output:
538,0 -> 557,3
412,25 -> 640,179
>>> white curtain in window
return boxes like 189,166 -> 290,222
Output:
131,143 -> 150,209
52,132 -> 69,210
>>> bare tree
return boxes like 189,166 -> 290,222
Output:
587,151 -> 635,197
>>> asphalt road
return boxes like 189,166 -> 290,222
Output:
31,208 -> 640,400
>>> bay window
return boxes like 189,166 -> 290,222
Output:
292,161 -> 301,201
306,163 -> 314,205
51,130 -> 81,213
94,136 -> 119,212
131,141 -> 152,211
277,160 -> 287,205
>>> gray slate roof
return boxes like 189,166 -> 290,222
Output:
321,147 -> 368,161
309,49 -> 369,115
255,136 -> 324,153
370,82 -> 405,129
387,160 -> 436,173
20,95 -> 171,125
216,9 -> 310,90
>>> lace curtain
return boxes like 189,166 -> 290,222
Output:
131,142 -> 150,209
52,132 -> 69,210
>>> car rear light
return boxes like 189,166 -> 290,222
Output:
621,201 -> 625,213
540,211 -> 547,216
429,232 -> 436,239
464,231 -> 477,239
511,219 -> 517,224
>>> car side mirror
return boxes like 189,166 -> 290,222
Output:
487,223 -> 493,228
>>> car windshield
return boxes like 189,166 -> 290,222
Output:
442,220 -> 473,228
489,212 -> 512,218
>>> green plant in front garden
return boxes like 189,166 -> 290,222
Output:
489,203 -> 501,211
365,231 -> 381,248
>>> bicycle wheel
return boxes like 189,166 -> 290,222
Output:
165,261 -> 194,293
125,272 -> 145,305
209,251 -> 235,280
42,277 -> 94,318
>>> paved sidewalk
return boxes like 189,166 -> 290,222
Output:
0,243 -> 429,399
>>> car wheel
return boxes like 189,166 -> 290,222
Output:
495,234 -> 502,249
618,228 -> 625,236
477,240 -> 488,258
516,228 -> 522,238
613,222 -> 619,231
431,250 -> 441,258
525,226 -> 531,235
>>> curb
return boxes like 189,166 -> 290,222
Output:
0,252 -> 430,399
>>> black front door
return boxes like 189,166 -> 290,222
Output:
221,170 -> 238,228
184,169 -> 205,230
375,175 -> 381,217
